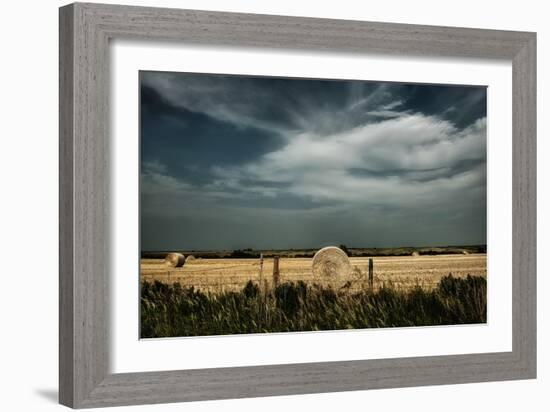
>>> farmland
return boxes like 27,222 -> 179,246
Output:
140,253 -> 487,293
140,249 -> 487,337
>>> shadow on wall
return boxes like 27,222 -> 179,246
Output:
35,389 -> 58,404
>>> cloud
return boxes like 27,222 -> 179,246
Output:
139,72 -> 487,250
207,113 -> 486,207
141,72 -> 408,137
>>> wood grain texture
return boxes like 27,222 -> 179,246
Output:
59,2 -> 537,408
59,4 -> 75,407
60,3 -> 109,407
512,34 -> 537,374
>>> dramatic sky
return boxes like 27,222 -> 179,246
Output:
140,71 -> 487,251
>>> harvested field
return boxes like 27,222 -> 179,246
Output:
140,253 -> 487,293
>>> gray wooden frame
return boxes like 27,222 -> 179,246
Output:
59,2 -> 536,408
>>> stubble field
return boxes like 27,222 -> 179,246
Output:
140,254 -> 487,293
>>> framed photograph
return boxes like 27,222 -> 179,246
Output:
59,2 -> 536,408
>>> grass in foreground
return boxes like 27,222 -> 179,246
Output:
140,274 -> 486,338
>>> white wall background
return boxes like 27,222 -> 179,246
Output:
0,0 -> 546,411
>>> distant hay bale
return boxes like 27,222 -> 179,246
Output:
462,250 -> 469,255
185,255 -> 196,263
165,253 -> 185,268
312,246 -> 351,278
411,251 -> 420,257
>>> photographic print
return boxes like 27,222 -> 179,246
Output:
139,71 -> 487,338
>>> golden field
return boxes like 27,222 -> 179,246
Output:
140,253 -> 487,293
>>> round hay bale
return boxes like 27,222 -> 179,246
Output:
185,255 -> 196,263
462,250 -> 469,255
165,253 -> 185,268
312,246 -> 352,278
411,251 -> 420,257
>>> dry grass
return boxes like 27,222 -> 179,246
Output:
141,275 -> 488,337
141,253 -> 487,293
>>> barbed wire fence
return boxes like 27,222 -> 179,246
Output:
141,256 -> 482,293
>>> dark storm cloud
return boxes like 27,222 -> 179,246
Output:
399,84 -> 486,129
140,71 -> 487,251
140,82 -> 285,185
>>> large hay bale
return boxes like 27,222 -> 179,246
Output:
312,246 -> 352,278
185,255 -> 196,263
411,251 -> 420,257
165,253 -> 185,268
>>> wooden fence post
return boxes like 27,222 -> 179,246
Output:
368,258 -> 374,291
259,253 -> 264,290
273,256 -> 280,288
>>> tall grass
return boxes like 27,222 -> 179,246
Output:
140,274 -> 486,338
